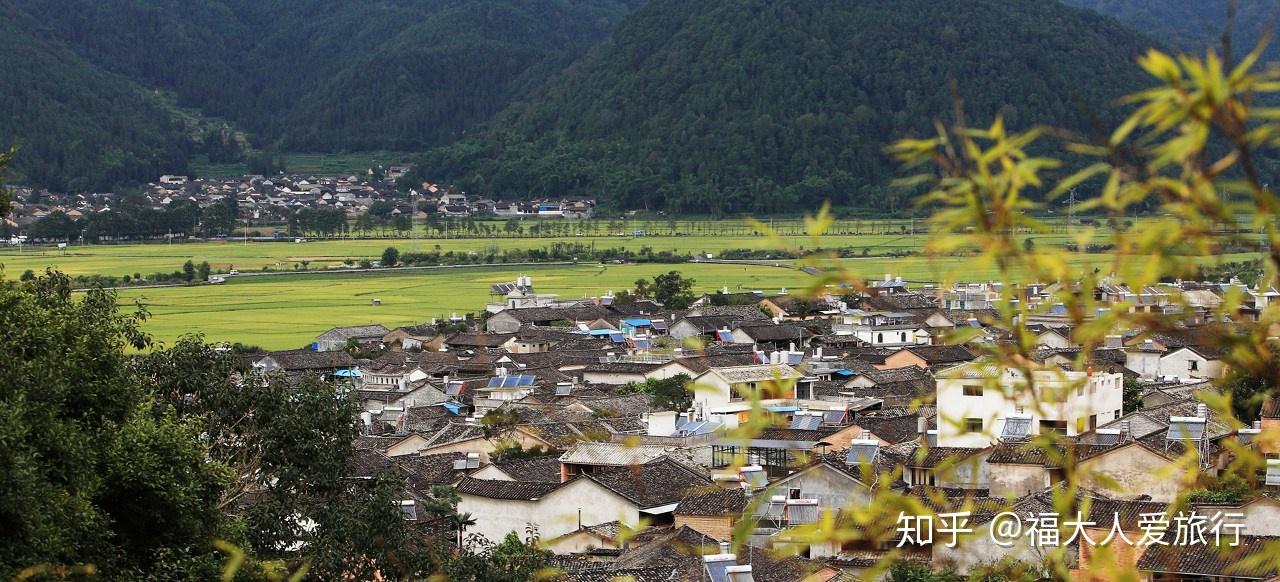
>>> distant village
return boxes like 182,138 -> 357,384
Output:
3,170 -> 595,230
230,272 -> 1280,581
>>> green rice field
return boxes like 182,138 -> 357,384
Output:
0,230 -> 1119,278
0,227 -> 1263,350
114,263 -> 811,350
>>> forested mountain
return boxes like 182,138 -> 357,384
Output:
409,0 -> 1156,214
12,0 -> 644,153
1062,0 -> 1280,63
0,1 -> 192,192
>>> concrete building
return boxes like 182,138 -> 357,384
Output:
934,360 -> 1124,448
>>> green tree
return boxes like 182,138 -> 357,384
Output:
182,260 -> 196,282
1122,377 -> 1144,414
381,246 -> 400,267
197,261 -> 211,282
633,270 -> 696,308
0,271 -> 231,580
620,375 -> 693,411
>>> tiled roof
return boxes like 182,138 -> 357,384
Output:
674,488 -> 748,516
559,442 -> 673,466
1137,535 -> 1277,578
897,444 -> 988,468
490,455 -> 563,483
255,349 -> 357,370
455,477 -> 562,501
708,364 -> 803,383
901,344 -> 976,364
320,324 -> 390,339
586,458 -> 709,508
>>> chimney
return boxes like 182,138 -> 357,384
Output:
719,541 -> 731,554
917,416 -> 927,435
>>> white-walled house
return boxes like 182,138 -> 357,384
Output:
456,477 -> 639,544
1126,342 -> 1227,381
934,360 -> 1124,448
690,364 -> 805,410
1157,345 -> 1227,381
456,457 -> 708,545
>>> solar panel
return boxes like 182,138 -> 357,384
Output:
651,319 -> 668,331
486,377 -> 504,388
823,410 -> 847,425
446,382 -> 463,396
1000,415 -> 1033,441
717,330 -> 735,342
790,414 -> 822,430
845,439 -> 880,466
1166,416 -> 1207,441
610,332 -> 626,343
399,500 -> 417,521
786,502 -> 820,524
1094,428 -> 1121,445
1268,460 -> 1280,486
452,459 -> 468,470
632,337 -> 651,349
555,383 -> 573,396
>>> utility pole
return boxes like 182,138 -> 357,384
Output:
1066,187 -> 1078,232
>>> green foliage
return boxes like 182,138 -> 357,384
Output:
634,270 -> 696,308
1122,377 -> 1144,414
619,374 -> 692,411
0,271 -> 229,579
1219,355 -> 1279,422
0,4 -> 190,191
1187,472 -> 1254,504
381,246 -> 400,268
1062,1 -> 1280,64
10,0 -> 640,172
415,0 -> 1155,213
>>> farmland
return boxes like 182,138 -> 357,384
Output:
0,228 -> 1135,278
115,263 -> 811,350
0,224 -> 1265,349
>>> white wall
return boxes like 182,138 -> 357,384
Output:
936,368 -> 1123,448
459,479 -> 640,543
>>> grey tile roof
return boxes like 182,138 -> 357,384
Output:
491,455 -> 563,483
674,488 -> 748,516
587,458 -> 710,508
1137,535 -> 1277,578
559,442 -> 673,466
455,477 -> 562,501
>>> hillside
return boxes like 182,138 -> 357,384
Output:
13,0 -> 644,154
0,1 -> 192,192
1062,0 -> 1280,62
410,0 -> 1157,214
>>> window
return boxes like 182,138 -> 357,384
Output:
1189,360 -> 1199,372
963,385 -> 983,397
900,332 -> 907,342
964,418 -> 983,433
788,487 -> 802,500
877,333 -> 884,343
